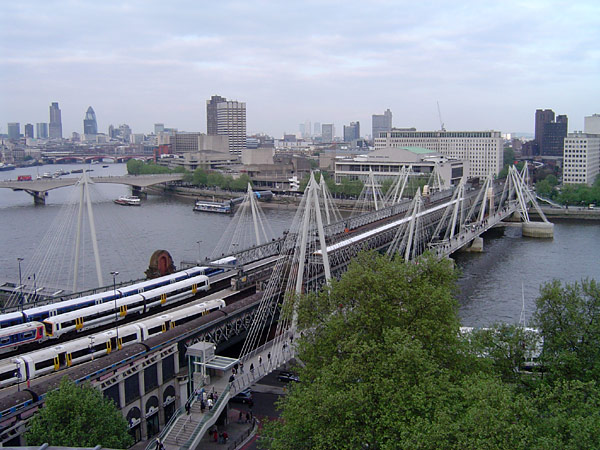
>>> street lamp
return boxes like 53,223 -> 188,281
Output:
17,258 -> 24,311
196,240 -> 202,263
110,271 -> 119,350
27,273 -> 37,304
14,360 -> 22,392
89,335 -> 95,361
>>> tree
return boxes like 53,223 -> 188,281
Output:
533,279 -> 600,382
26,377 -> 132,448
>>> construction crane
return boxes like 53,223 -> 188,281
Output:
437,101 -> 446,132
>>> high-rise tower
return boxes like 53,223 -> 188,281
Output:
372,109 -> 392,139
83,106 -> 98,135
49,102 -> 62,139
206,95 -> 246,155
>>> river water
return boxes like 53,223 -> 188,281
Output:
1,163 -> 598,327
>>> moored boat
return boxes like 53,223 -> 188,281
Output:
193,200 -> 232,214
114,195 -> 141,206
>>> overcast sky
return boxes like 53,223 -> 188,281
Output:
1,0 -> 598,138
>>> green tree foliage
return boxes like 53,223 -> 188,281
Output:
262,255 -> 600,450
533,279 -> 600,381
503,146 -> 515,166
126,159 -> 174,175
26,377 -> 132,448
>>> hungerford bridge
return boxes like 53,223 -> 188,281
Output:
152,165 -> 551,449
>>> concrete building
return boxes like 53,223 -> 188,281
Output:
206,95 -> 226,135
535,109 -> 568,157
375,129 -> 502,178
24,123 -> 34,139
206,95 -> 246,156
36,123 -> 48,139
372,109 -> 392,140
83,106 -> 98,135
321,124 -> 334,143
584,114 -> 600,134
49,102 -> 62,139
7,123 -> 20,140
314,122 -> 321,136
154,123 -> 165,134
343,122 -> 360,142
335,146 -> 467,189
563,132 -> 600,186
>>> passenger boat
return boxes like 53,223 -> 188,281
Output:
71,168 -> 84,173
0,163 -> 16,171
193,200 -> 232,214
114,195 -> 141,206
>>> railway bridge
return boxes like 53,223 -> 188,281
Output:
0,166 -> 550,447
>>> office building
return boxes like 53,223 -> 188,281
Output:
535,109 -> 568,157
372,109 -> 392,140
563,133 -> 600,186
314,122 -> 321,136
154,123 -> 165,134
375,129 -> 503,178
206,95 -> 246,156
321,124 -> 334,143
24,123 -> 34,139
206,95 -> 226,136
335,146 -> 467,188
49,102 -> 62,139
170,132 -> 229,154
7,123 -> 20,140
343,122 -> 360,142
584,114 -> 600,134
36,123 -> 48,139
83,106 -> 98,135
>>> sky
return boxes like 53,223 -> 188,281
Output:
1,0 -> 599,138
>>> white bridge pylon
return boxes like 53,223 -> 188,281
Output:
240,172 -> 339,359
389,164 -> 551,261
210,183 -> 276,258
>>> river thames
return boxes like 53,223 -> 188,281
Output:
1,163 -> 599,327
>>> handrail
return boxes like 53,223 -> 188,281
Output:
180,384 -> 232,450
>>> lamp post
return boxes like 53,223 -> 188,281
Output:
14,360 -> 22,392
196,240 -> 202,263
27,273 -> 37,304
110,271 -> 119,350
17,258 -> 24,311
89,335 -> 95,361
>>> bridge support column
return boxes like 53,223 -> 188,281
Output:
131,186 -> 146,198
460,237 -> 483,253
26,190 -> 47,205
522,222 -> 554,238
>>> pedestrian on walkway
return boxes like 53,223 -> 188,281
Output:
250,363 -> 254,374
200,399 -> 205,413
223,431 -> 228,443
185,402 -> 190,415
238,410 -> 243,423
240,362 -> 244,373
213,429 -> 218,442
245,411 -> 250,423
208,398 -> 214,410
258,355 -> 262,366
267,352 -> 271,366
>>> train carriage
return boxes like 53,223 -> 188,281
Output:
0,322 -> 45,353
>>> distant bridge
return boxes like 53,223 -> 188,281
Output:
0,174 -> 185,204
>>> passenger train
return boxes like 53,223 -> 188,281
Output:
0,298 -> 226,388
0,256 -> 236,330
0,256 -> 236,353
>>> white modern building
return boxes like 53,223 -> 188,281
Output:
375,130 -> 503,178
335,146 -> 468,189
584,114 -> 600,134
563,132 -> 600,186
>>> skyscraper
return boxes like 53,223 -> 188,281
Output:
7,123 -> 20,140
314,122 -> 321,136
206,95 -> 227,135
24,123 -> 34,139
36,123 -> 48,139
49,102 -> 62,139
541,115 -> 568,157
372,109 -> 392,139
322,124 -> 334,142
206,95 -> 246,155
584,114 -> 600,134
343,121 -> 360,142
83,106 -> 98,135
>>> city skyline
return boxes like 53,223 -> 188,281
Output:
1,1 -> 598,137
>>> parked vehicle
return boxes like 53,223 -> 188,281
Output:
277,371 -> 300,383
17,175 -> 32,181
230,388 -> 253,404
